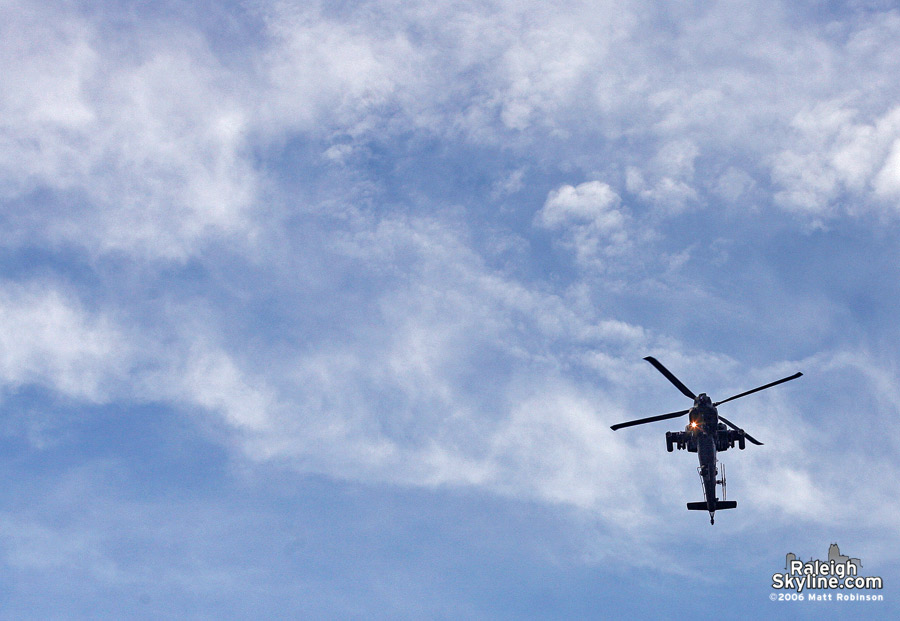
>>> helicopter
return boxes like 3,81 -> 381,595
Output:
611,357 -> 802,525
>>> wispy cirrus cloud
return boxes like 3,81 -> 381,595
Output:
0,282 -> 128,401
4,4 -> 900,607
0,1 -> 258,259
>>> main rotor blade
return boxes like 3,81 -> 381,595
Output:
610,409 -> 690,431
713,372 -> 803,407
718,415 -> 764,446
644,356 -> 697,400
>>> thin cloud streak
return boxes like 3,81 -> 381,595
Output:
2,2 -> 900,608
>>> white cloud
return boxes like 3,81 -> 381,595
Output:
5,0 -> 900,270
9,210 -> 890,543
6,2 -> 900,579
771,104 -> 900,217
0,2 -> 259,259
536,181 -> 631,268
537,181 -> 622,228
873,137 -> 900,199
0,282 -> 128,401
177,344 -> 276,432
0,279 -> 284,452
490,167 -> 526,199
260,4 -> 419,135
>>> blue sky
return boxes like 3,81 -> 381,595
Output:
1,0 -> 899,618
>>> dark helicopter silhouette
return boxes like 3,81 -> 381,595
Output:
611,357 -> 802,524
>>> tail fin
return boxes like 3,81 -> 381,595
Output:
686,500 -> 737,511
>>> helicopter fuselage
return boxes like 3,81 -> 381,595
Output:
610,357 -> 801,525
689,400 -> 719,517
665,395 -> 745,523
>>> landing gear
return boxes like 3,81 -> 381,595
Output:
717,463 -> 727,500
